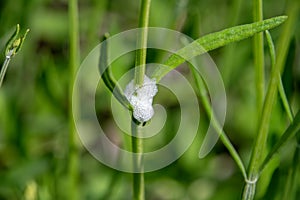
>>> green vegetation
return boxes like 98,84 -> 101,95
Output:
0,0 -> 299,199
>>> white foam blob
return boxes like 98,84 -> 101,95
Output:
124,75 -> 158,122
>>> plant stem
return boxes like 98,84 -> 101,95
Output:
131,121 -> 145,200
99,34 -> 130,109
0,55 -> 11,88
244,1 -> 298,199
242,1 -> 264,199
132,0 -> 151,200
282,143 -> 299,200
190,66 -> 247,179
134,0 -> 151,86
256,0 -> 300,176
68,0 -> 80,199
253,0 -> 264,116
265,30 -> 294,122
259,111 -> 300,175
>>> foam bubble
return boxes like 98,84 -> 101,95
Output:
124,75 -> 158,122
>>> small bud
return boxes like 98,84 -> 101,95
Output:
5,24 -> 29,58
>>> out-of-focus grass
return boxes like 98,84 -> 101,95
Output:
0,0 -> 299,199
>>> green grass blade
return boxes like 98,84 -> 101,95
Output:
286,132 -> 300,199
253,0 -> 264,119
0,57 -> 11,88
151,16 -> 287,81
249,0 -> 300,179
281,145 -> 300,200
247,0 -> 298,181
190,65 -> 247,179
264,30 -> 276,77
277,80 -> 294,121
99,34 -> 130,109
265,30 -> 294,122
259,110 -> 300,174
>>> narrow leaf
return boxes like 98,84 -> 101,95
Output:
259,110 -> 300,175
151,16 -> 287,81
180,35 -> 247,179
265,30 -> 294,122
190,65 -> 247,179
99,33 -> 130,109
257,2 -> 300,175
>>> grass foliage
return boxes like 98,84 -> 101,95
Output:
0,0 -> 299,199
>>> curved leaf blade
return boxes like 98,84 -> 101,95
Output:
259,110 -> 300,175
151,16 -> 287,81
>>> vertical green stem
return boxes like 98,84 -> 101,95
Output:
253,0 -> 264,115
242,1 -> 264,199
0,55 -> 11,88
244,1 -> 299,199
134,0 -> 151,86
68,0 -> 80,199
131,121 -> 145,200
132,1 -> 151,200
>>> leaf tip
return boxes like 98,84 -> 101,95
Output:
277,15 -> 288,23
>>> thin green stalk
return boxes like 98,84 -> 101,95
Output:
253,0 -> 264,115
68,0 -> 80,199
256,0 -> 300,175
99,34 -> 130,109
190,65 -> 247,180
278,79 -> 294,122
243,31 -> 280,200
134,0 -> 151,86
265,30 -> 294,121
132,0 -> 151,200
282,141 -> 300,200
257,112 -> 300,199
131,121 -> 145,200
244,1 -> 299,199
259,111 -> 300,174
0,55 -> 11,88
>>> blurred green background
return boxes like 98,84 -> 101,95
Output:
0,0 -> 299,199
